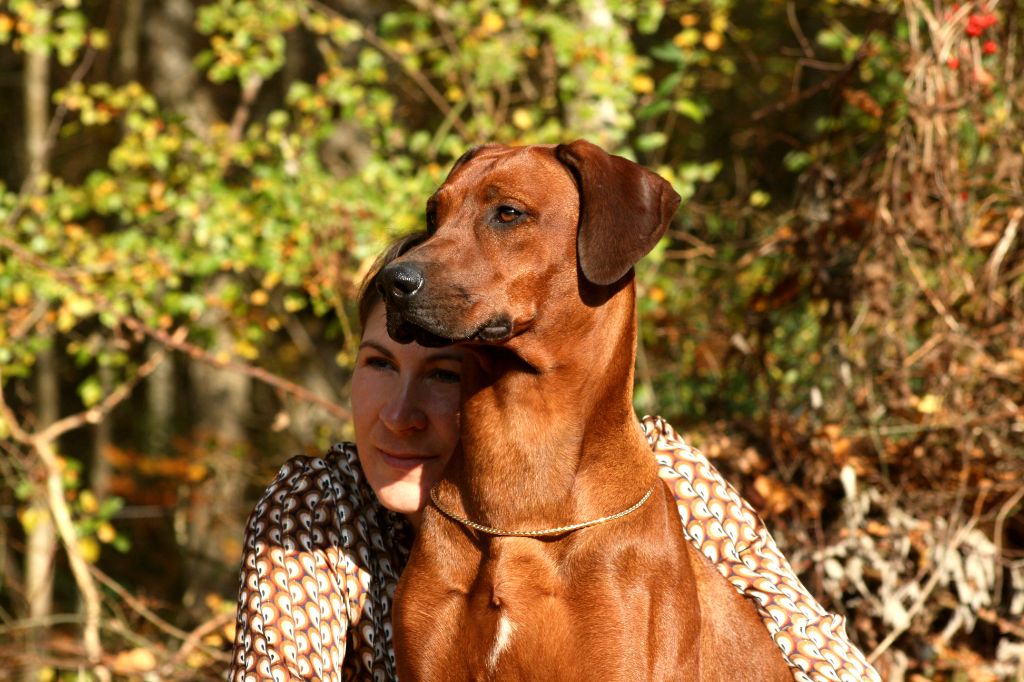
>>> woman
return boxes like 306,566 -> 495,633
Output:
228,233 -> 880,682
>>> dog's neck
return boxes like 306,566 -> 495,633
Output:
439,280 -> 656,533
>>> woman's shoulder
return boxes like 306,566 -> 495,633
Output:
241,442 -> 375,547
641,414 -> 881,681
230,442 -> 391,681
267,441 -> 361,487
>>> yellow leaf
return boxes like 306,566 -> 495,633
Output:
249,289 -> 269,306
673,28 -> 700,49
80,490 -> 98,513
261,271 -> 281,290
233,339 -> 259,360
97,523 -> 116,543
632,75 -> 655,94
916,394 -> 943,414
186,651 -> 209,669
202,631 -> 224,647
78,536 -> 100,563
703,31 -> 723,51
511,108 -> 533,130
12,281 -> 31,306
187,463 -> 208,482
111,648 -> 157,674
19,506 -> 46,534
480,11 -> 504,34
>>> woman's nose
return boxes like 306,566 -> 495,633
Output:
380,383 -> 427,431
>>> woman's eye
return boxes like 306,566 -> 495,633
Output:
431,369 -> 461,384
365,357 -> 394,371
495,206 -> 522,223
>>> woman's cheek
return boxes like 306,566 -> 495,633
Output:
436,385 -> 462,418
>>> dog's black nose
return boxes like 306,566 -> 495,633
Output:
377,263 -> 425,304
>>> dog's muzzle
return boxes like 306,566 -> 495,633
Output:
377,262 -> 514,347
377,262 -> 450,347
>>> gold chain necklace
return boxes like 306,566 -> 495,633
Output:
428,484 -> 656,538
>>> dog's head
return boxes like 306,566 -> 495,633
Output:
377,140 -> 680,349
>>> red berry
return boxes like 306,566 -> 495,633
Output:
947,56 -> 960,69
983,40 -> 997,54
966,16 -> 984,36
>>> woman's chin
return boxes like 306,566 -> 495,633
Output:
375,479 -> 430,517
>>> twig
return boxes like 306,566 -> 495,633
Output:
985,207 -> 1023,287
842,406 -> 1020,439
0,235 -> 351,421
1,374 -> 109,678
33,331 -> 182,445
37,438 -> 108,679
868,513 -> 980,663
227,73 -> 264,147
167,612 -> 234,667
751,37 -> 870,122
88,564 -> 229,663
307,0 -> 469,139
787,1 -> 815,59
893,233 -> 963,333
992,486 -> 1024,603
0,613 -> 87,635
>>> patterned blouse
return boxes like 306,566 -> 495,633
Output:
228,416 -> 881,681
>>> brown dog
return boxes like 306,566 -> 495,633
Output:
377,141 -> 792,681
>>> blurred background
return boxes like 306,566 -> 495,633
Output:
0,0 -> 1022,679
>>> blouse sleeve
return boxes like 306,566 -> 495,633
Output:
228,453 -> 357,682
642,415 -> 881,682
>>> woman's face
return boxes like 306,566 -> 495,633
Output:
351,303 -> 465,525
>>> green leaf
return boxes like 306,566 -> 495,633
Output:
636,132 -> 667,152
78,375 -> 103,407
673,99 -> 705,123
784,150 -> 813,173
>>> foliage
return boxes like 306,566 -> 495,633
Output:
0,0 -> 1022,679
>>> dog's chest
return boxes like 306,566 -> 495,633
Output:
466,538 -> 568,673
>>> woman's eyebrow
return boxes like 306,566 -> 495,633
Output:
358,340 -> 395,359
428,351 -> 464,363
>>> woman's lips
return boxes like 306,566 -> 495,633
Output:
377,447 -> 438,471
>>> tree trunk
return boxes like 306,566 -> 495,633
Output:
23,348 -> 57,682
180,321 -> 250,609
566,0 -> 628,148
117,0 -> 144,84
144,0 -> 218,132
21,15 -> 56,680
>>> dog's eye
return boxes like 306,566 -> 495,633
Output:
425,204 -> 438,234
495,206 -> 522,223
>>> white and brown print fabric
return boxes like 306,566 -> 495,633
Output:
229,417 -> 881,681
645,416 -> 881,682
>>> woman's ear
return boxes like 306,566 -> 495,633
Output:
555,140 -> 680,286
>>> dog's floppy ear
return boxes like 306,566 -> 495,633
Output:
555,139 -> 681,286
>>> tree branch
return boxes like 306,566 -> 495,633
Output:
0,235 -> 351,422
